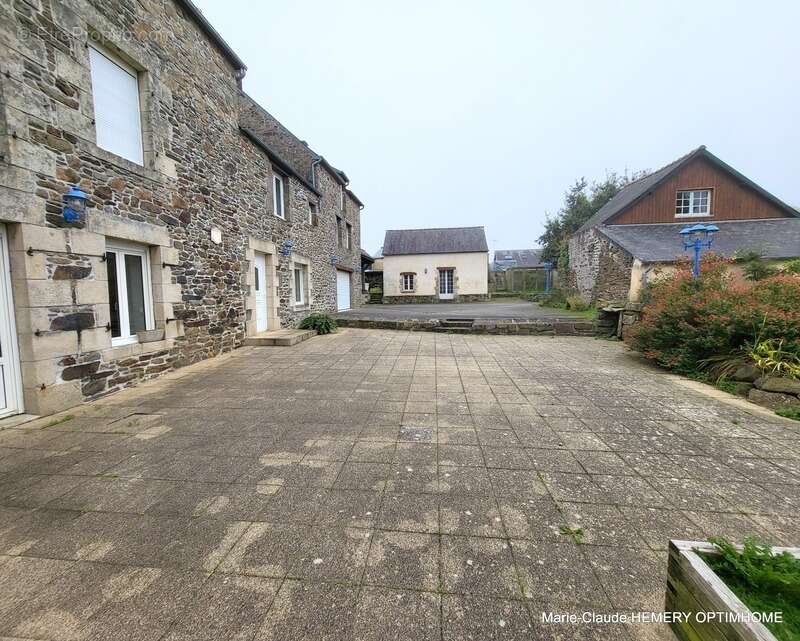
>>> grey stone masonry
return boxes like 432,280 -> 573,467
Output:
0,0 -> 363,416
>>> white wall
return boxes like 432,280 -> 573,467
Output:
383,253 -> 488,297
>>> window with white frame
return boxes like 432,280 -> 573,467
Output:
308,201 -> 317,225
675,189 -> 711,217
402,273 -> 415,292
106,241 -> 154,345
345,222 -> 352,249
273,174 -> 285,219
293,265 -> 307,305
88,45 -> 143,165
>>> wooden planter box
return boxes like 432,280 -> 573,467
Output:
666,539 -> 799,641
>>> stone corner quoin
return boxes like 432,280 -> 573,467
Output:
0,0 -> 364,416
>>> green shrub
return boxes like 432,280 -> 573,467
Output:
734,249 -> 777,281
565,295 -> 589,311
626,256 -> 800,376
783,258 -> 800,275
538,289 -> 567,308
776,406 -> 800,421
703,537 -> 800,641
750,339 -> 800,379
298,313 -> 337,334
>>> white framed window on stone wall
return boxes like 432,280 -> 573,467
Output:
273,174 -> 285,219
402,273 -> 415,292
308,201 -> 317,225
293,264 -> 308,306
675,189 -> 711,217
106,240 -> 154,346
345,222 -> 352,249
88,44 -> 144,165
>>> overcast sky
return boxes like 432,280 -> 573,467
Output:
196,0 -> 799,256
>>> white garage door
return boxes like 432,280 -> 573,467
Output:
336,270 -> 351,311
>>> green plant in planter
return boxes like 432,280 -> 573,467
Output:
703,537 -> 800,641
298,313 -> 337,335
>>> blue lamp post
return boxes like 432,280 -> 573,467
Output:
679,223 -> 719,278
543,260 -> 553,292
62,185 -> 88,224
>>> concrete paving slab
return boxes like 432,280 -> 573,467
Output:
2,328 -> 799,640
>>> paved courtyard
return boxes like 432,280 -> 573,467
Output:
335,299 -> 587,320
0,329 -> 798,641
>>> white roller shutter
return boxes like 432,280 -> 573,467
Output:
89,46 -> 143,165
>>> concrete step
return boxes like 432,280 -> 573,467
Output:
244,328 -> 316,347
440,318 -> 475,329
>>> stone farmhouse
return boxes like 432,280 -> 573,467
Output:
381,227 -> 489,303
567,146 -> 800,304
0,0 -> 364,418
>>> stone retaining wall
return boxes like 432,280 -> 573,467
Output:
335,317 -> 597,336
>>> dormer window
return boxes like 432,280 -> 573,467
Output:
675,189 -> 711,217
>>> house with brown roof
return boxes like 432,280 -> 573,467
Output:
567,146 -> 800,303
381,227 -> 489,303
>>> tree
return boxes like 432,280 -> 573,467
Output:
538,172 -> 642,266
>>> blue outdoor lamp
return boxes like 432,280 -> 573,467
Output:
680,223 -> 719,278
543,260 -> 554,292
62,185 -> 88,223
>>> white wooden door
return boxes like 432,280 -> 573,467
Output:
0,225 -> 22,418
336,270 -> 351,311
439,269 -> 454,300
254,253 -> 268,332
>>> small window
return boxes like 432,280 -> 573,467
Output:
345,222 -> 352,250
88,46 -> 143,165
273,174 -> 285,219
106,241 -> 153,346
308,201 -> 317,224
675,189 -> 711,217
336,216 -> 343,247
293,265 -> 306,304
402,273 -> 415,292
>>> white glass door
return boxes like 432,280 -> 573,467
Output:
0,225 -> 22,418
439,269 -> 454,299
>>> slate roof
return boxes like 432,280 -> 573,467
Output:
598,218 -> 800,263
176,0 -> 246,72
383,227 -> 488,256
578,146 -> 799,232
492,249 -> 545,268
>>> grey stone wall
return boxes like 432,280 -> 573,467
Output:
0,0 -> 362,415
567,228 -> 633,304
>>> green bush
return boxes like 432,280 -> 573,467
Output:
565,295 -> 589,311
298,313 -> 337,334
734,249 -> 777,281
750,339 -> 800,379
703,537 -> 800,641
626,256 -> 800,376
783,258 -> 800,275
538,289 -> 567,308
776,406 -> 800,421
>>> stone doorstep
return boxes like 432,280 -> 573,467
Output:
243,328 -> 316,347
